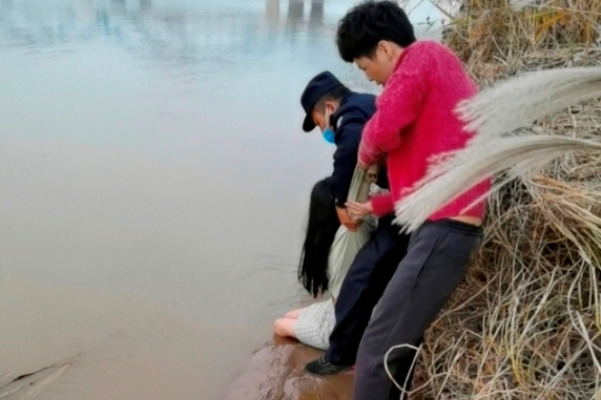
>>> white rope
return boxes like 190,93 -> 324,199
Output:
383,342 -> 423,400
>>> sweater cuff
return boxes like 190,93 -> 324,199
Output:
358,140 -> 374,166
371,193 -> 395,218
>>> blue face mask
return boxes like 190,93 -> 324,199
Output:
322,127 -> 335,144
321,110 -> 335,144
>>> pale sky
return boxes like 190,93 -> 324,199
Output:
403,0 -> 450,39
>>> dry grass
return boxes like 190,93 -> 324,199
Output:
397,1 -> 601,399
412,161 -> 601,399
441,0 -> 601,83
393,66 -> 601,231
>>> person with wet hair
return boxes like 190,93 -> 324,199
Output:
296,177 -> 342,300
273,71 -> 380,349
273,71 -> 409,352
330,1 -> 491,399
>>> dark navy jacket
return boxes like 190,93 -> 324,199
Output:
330,92 -> 389,208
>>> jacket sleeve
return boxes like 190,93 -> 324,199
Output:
331,120 -> 362,207
358,51 -> 429,166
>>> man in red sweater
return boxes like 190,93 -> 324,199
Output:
335,1 -> 490,399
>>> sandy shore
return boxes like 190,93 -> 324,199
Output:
225,335 -> 354,400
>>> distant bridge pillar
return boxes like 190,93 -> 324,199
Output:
288,0 -> 304,21
310,0 -> 324,22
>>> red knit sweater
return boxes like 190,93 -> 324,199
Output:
360,40 -> 490,220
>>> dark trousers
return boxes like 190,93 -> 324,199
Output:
352,219 -> 482,400
325,215 -> 410,366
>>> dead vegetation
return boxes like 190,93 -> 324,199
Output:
400,1 -> 601,398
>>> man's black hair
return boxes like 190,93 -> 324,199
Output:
336,0 -> 416,62
314,86 -> 350,113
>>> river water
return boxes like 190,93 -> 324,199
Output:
0,1 -> 441,398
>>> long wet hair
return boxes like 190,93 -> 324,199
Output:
298,177 -> 340,298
